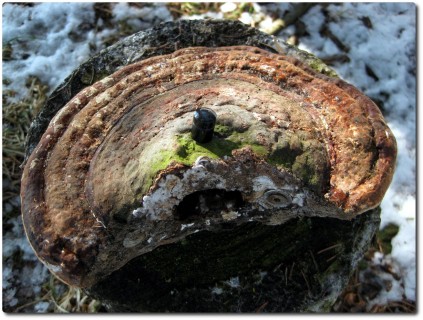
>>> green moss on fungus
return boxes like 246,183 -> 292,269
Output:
142,128 -> 269,194
292,153 -> 321,189
292,46 -> 339,78
142,123 -> 328,195
141,120 -> 328,195
306,58 -> 338,78
214,124 -> 235,137
268,131 -> 328,194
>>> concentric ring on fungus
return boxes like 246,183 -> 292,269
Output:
21,44 -> 396,288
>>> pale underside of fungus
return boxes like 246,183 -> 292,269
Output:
21,21 -> 396,305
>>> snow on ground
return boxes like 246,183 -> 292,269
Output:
2,3 -> 98,99
2,2 -> 172,100
3,217 -> 49,309
2,2 -> 416,312
295,3 -> 416,304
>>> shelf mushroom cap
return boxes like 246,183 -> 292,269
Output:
21,43 -> 396,287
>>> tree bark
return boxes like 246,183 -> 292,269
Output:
87,210 -> 380,312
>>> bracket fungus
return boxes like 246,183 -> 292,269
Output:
21,20 -> 396,312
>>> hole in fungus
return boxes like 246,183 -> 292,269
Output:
175,189 -> 244,221
267,193 -> 288,204
262,190 -> 292,208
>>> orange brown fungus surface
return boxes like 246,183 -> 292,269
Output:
21,46 -> 396,287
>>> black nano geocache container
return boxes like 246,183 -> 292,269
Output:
191,108 -> 217,143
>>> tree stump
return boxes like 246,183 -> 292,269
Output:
21,20 -> 397,312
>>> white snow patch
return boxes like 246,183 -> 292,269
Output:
226,276 -> 240,288
3,217 -> 51,310
112,2 -> 172,29
182,11 -> 224,20
2,3 -> 97,99
34,302 -> 51,313
220,2 -> 237,13
211,287 -> 223,295
2,2 -> 173,101
365,252 -> 406,308
239,12 -> 254,26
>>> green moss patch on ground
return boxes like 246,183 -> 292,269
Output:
376,223 -> 400,254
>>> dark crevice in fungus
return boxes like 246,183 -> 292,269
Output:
175,189 -> 245,221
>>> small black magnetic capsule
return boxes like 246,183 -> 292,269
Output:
191,108 -> 217,143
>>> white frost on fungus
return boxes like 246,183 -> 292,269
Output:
292,193 -> 306,207
180,223 -> 195,231
134,161 -> 229,220
252,176 -> 277,192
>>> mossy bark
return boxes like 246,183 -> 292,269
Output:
87,208 -> 380,312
